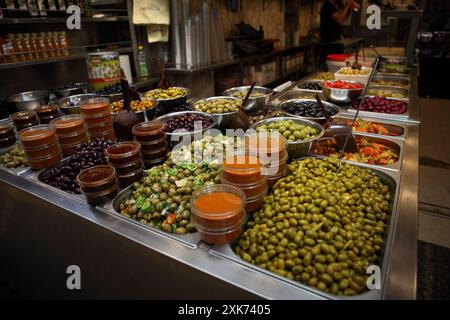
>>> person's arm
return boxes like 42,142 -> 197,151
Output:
331,0 -> 358,23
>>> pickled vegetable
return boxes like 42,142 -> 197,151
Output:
255,119 -> 319,142
193,98 -> 241,114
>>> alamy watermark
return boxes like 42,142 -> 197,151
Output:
66,265 -> 81,290
366,5 -> 381,30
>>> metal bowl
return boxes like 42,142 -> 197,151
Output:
7,90 -> 50,111
100,92 -> 123,103
54,83 -> 89,99
223,86 -> 273,113
192,96 -> 240,131
321,80 -> 364,104
155,111 -> 217,149
279,99 -> 341,124
143,87 -> 190,115
251,116 -> 325,159
58,93 -> 99,115
110,98 -> 159,122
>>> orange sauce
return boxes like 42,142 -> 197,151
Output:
194,191 -> 243,215
222,155 -> 262,184
20,128 -> 56,148
52,117 -> 85,135
80,101 -> 109,115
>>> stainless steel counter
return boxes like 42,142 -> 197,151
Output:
0,70 -> 419,300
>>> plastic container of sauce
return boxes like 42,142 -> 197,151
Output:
10,111 -> 39,132
19,125 -> 62,169
76,165 -> 118,205
245,131 -> 288,165
137,136 -> 167,152
83,112 -> 113,126
80,97 -> 110,115
105,141 -> 142,164
0,124 -> 16,147
132,121 -> 166,142
51,115 -> 85,135
220,175 -> 267,199
267,167 -> 287,189
117,168 -> 144,187
88,130 -> 116,141
51,115 -> 87,152
190,184 -> 246,245
142,147 -> 168,161
36,104 -> 60,124
19,125 -> 57,149
143,156 -> 167,169
111,159 -> 144,175
221,155 -> 262,185
246,195 -> 265,215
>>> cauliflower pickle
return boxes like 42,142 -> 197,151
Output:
234,158 -> 391,296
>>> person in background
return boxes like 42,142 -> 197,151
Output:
320,0 -> 360,64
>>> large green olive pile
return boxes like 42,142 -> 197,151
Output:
118,160 -> 221,234
0,146 -> 27,168
193,98 -> 241,114
234,158 -> 391,296
255,119 -> 319,142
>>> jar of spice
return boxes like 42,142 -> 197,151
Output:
7,34 -> 25,62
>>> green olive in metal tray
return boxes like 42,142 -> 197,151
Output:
118,160 -> 221,234
144,87 -> 188,100
248,110 -> 284,126
234,158 -> 391,296
193,98 -> 241,114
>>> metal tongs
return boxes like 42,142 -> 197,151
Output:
315,94 -> 358,153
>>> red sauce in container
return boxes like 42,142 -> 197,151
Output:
87,122 -> 114,134
132,121 -> 166,142
0,124 -> 16,147
83,112 -> 113,126
36,104 -> 60,124
27,153 -> 62,170
19,125 -> 57,149
51,115 -> 85,135
105,141 -> 142,164
221,155 -> 262,185
88,130 -> 116,141
80,97 -> 110,115
76,165 -> 118,204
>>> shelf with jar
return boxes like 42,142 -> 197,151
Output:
0,30 -> 133,69
0,0 -> 128,20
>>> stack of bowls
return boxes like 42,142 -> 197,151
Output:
76,165 -> 119,205
105,141 -> 144,187
35,104 -> 61,124
220,154 -> 267,214
51,115 -> 88,156
10,111 -> 39,132
19,124 -> 62,169
132,121 -> 168,169
80,97 -> 115,141
245,132 -> 289,188
0,123 -> 16,148
190,184 -> 247,245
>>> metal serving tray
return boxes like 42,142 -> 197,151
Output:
209,159 -> 401,300
366,86 -> 409,100
370,74 -> 410,89
333,116 -> 407,140
295,80 -> 323,93
311,133 -> 404,172
270,90 -> 325,107
347,97 -> 410,122
96,185 -> 202,249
